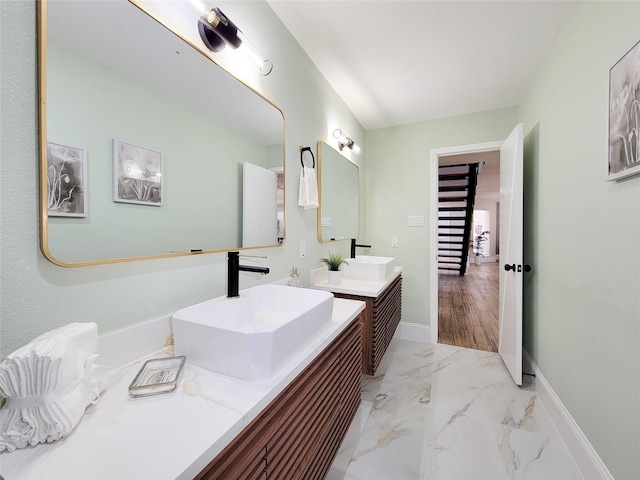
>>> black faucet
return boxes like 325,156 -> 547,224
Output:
227,251 -> 270,298
350,238 -> 372,259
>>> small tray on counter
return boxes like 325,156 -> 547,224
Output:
128,356 -> 186,398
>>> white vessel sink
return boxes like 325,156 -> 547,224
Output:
172,285 -> 334,381
342,256 -> 396,281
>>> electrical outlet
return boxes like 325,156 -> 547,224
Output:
391,236 -> 398,248
299,240 -> 307,259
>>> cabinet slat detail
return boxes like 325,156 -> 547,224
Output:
302,416 -> 342,480
334,275 -> 402,375
337,320 -> 362,445
268,379 -> 338,478
341,386 -> 360,427
246,459 -> 268,480
195,431 -> 266,479
267,357 -> 338,451
196,313 -> 363,480
268,393 -> 337,475
272,403 -> 339,480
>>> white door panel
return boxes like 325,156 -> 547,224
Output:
499,123 -> 524,386
243,162 -> 277,247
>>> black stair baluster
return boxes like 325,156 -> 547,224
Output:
437,163 -> 480,276
459,163 -> 479,276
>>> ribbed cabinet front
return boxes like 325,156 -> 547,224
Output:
196,314 -> 363,480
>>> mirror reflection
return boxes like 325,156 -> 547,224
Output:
317,141 -> 359,242
40,0 -> 285,266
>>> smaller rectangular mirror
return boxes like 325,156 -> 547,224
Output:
317,141 -> 359,242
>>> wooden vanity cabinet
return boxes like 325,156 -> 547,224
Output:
195,314 -> 362,480
333,274 -> 402,375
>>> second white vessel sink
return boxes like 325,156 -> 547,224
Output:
172,285 -> 334,381
342,256 -> 396,281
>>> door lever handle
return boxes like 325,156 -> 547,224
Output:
504,264 -> 531,272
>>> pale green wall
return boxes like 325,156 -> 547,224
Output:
2,0 -> 639,477
47,44 -> 269,261
519,2 -> 640,478
0,0 -> 363,354
365,107 -> 517,327
365,4 -> 640,476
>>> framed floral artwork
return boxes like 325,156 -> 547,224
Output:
113,140 -> 163,206
46,142 -> 87,217
608,39 -> 640,181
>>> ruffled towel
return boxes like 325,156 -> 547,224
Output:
0,322 -> 106,452
298,165 -> 319,210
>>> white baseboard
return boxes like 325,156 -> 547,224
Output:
523,349 -> 613,479
394,321 -> 430,343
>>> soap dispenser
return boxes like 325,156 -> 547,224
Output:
287,267 -> 302,287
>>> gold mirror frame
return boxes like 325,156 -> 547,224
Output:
317,141 -> 359,243
37,0 -> 285,267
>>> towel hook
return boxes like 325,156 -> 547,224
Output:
299,146 -> 315,169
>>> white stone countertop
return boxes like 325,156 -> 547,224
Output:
310,266 -> 403,298
0,298 -> 365,480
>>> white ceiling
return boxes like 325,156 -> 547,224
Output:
267,0 -> 578,131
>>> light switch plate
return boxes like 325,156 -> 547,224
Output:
408,215 -> 425,227
299,241 -> 307,259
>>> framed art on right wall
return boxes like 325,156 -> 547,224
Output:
608,39 -> 640,181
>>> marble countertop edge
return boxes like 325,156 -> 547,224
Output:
311,266 -> 403,297
0,297 -> 365,480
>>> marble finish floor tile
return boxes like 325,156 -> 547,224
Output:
423,407 -> 581,479
328,340 -> 581,480
430,344 -> 560,439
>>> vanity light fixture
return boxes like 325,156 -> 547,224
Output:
333,129 -> 361,155
196,6 -> 273,75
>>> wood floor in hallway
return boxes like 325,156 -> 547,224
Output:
438,261 -> 499,352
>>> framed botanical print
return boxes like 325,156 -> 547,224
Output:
607,39 -> 640,181
113,140 -> 163,206
47,142 -> 87,217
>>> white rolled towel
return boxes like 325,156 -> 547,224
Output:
298,166 -> 319,210
0,323 -> 106,452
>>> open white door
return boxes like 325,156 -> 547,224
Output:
499,124 -> 524,385
242,162 -> 277,247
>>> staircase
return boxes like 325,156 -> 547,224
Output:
437,163 -> 481,276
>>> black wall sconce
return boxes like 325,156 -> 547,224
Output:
197,6 -> 273,75
333,129 -> 361,155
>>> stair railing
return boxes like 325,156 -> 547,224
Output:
459,163 -> 480,275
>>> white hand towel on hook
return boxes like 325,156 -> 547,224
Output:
298,166 -> 319,210
298,146 -> 319,210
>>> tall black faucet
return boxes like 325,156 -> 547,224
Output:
227,251 -> 270,298
350,238 -> 372,259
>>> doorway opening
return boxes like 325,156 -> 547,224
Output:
436,151 -> 500,352
430,124 -> 524,384
428,141 -> 502,346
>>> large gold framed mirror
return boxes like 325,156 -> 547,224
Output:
317,141 -> 359,242
38,0 -> 285,266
